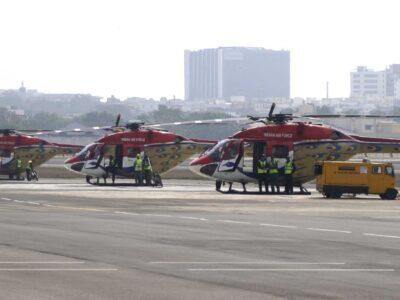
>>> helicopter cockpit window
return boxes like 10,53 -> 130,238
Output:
203,139 -> 227,160
221,141 -> 240,160
76,144 -> 91,158
76,143 -> 97,160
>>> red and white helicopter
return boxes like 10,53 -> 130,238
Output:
189,103 -> 400,191
0,129 -> 82,179
64,115 -> 220,183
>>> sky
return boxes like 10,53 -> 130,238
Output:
0,0 -> 399,100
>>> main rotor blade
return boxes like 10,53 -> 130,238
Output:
299,114 -> 400,119
19,127 -> 107,135
145,117 -> 248,128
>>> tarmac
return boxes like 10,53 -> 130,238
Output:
0,178 -> 399,299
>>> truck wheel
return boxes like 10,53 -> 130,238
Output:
331,192 -> 342,199
380,188 -> 398,200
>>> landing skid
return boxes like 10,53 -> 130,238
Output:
88,182 -> 163,188
89,182 -> 163,188
0,176 -> 25,181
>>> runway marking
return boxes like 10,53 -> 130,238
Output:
363,233 -> 400,239
217,220 -> 251,225
259,223 -> 297,229
0,268 -> 118,271
179,216 -> 208,221
6,195 -> 400,242
114,211 -> 139,216
150,261 -> 346,265
3,199 -> 40,206
0,262 -> 85,264
307,228 -> 352,234
187,268 -> 395,272
143,213 -> 172,218
46,205 -> 107,212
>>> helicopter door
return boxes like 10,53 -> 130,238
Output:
218,139 -> 243,172
253,142 -> 266,174
115,144 -> 123,169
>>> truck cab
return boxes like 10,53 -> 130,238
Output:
315,161 -> 397,200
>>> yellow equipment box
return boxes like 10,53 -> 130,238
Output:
315,161 -> 398,199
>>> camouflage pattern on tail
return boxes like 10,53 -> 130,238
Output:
145,141 -> 213,174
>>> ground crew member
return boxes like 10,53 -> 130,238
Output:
142,155 -> 152,186
25,160 -> 33,181
108,155 -> 116,184
133,154 -> 143,185
284,157 -> 295,194
257,154 -> 269,193
16,158 -> 23,180
269,157 -> 280,193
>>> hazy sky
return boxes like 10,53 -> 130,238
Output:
0,0 -> 399,100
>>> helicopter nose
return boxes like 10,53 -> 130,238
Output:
65,156 -> 80,165
189,156 -> 218,177
64,156 -> 84,172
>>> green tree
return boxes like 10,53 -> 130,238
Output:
316,105 -> 334,115
75,111 -> 117,127
24,112 -> 69,130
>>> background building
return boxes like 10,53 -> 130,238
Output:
184,47 -> 290,101
350,64 -> 400,99
350,66 -> 386,98
386,64 -> 400,98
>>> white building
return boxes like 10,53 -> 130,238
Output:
394,79 -> 400,106
350,66 -> 386,98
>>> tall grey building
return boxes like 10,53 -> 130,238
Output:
184,47 -> 290,101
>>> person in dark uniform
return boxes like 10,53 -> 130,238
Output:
25,160 -> 33,181
284,157 -> 296,194
142,155 -> 153,186
257,154 -> 269,193
108,155 -> 116,184
269,157 -> 280,193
